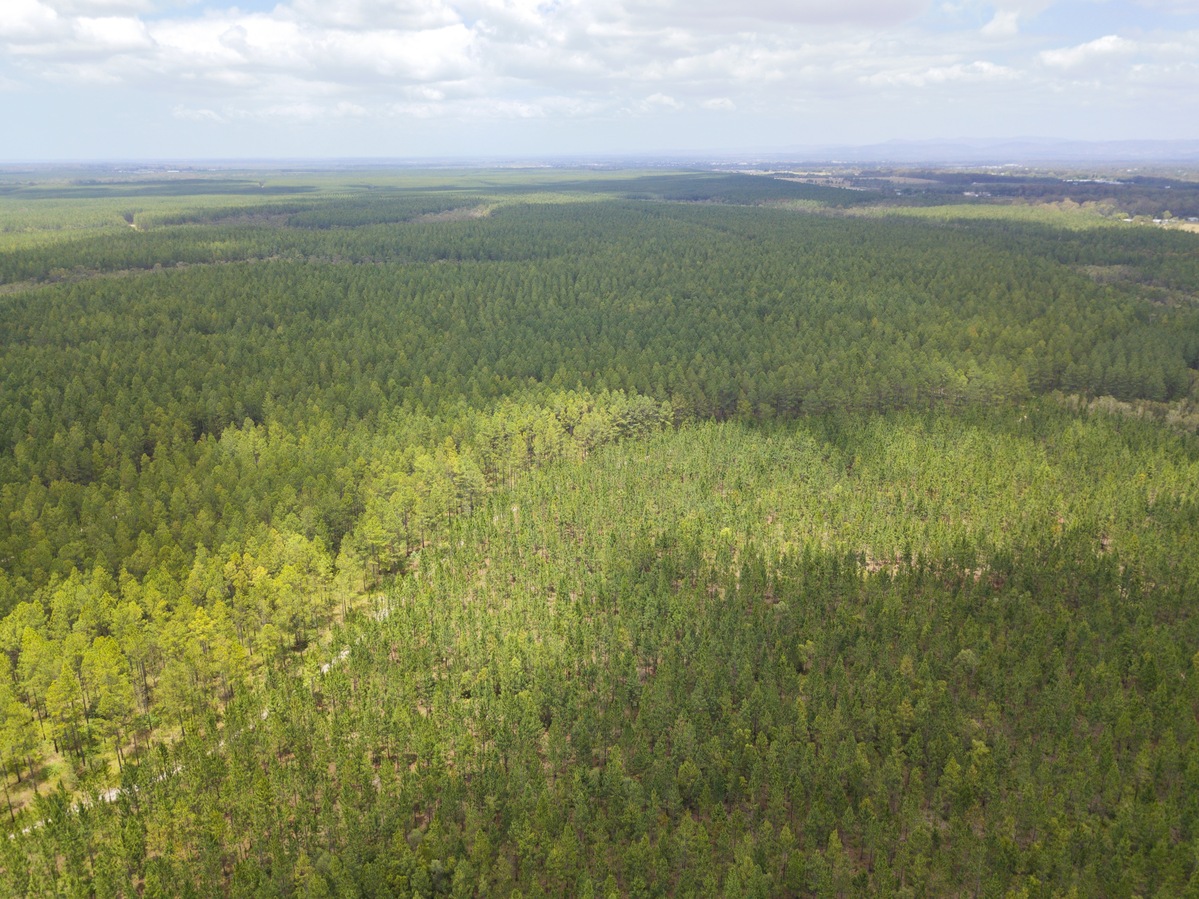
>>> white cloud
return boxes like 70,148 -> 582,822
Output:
285,0 -> 460,30
1131,0 -> 1199,11
318,24 -> 476,81
985,0 -> 1054,16
0,1 -> 63,40
1040,34 -> 1133,68
637,92 -> 681,110
3,0 -> 1199,155
981,9 -> 1019,37
864,59 -> 1016,86
384,93 -> 596,120
615,0 -> 932,27
74,16 -> 155,51
172,103 -> 226,121
45,0 -> 153,12
256,100 -> 349,121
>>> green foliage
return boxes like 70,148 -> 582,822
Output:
0,170 -> 1196,894
6,407 -> 1196,895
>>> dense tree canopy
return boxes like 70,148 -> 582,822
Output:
0,169 -> 1196,896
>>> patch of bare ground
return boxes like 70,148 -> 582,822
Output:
1075,264 -> 1140,285
1058,392 -> 1199,434
862,553 -> 1009,590
413,204 -> 494,223
0,256 -> 289,295
198,211 -> 294,228
1074,264 -> 1197,307
773,175 -> 867,189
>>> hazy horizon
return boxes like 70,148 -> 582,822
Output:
5,138 -> 1199,172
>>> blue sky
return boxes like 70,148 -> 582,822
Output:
2,0 -> 1197,160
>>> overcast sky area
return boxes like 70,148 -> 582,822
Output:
2,0 -> 1198,160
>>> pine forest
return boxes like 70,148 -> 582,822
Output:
0,167 -> 1198,897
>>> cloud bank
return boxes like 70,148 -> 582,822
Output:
2,0 -> 1198,157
